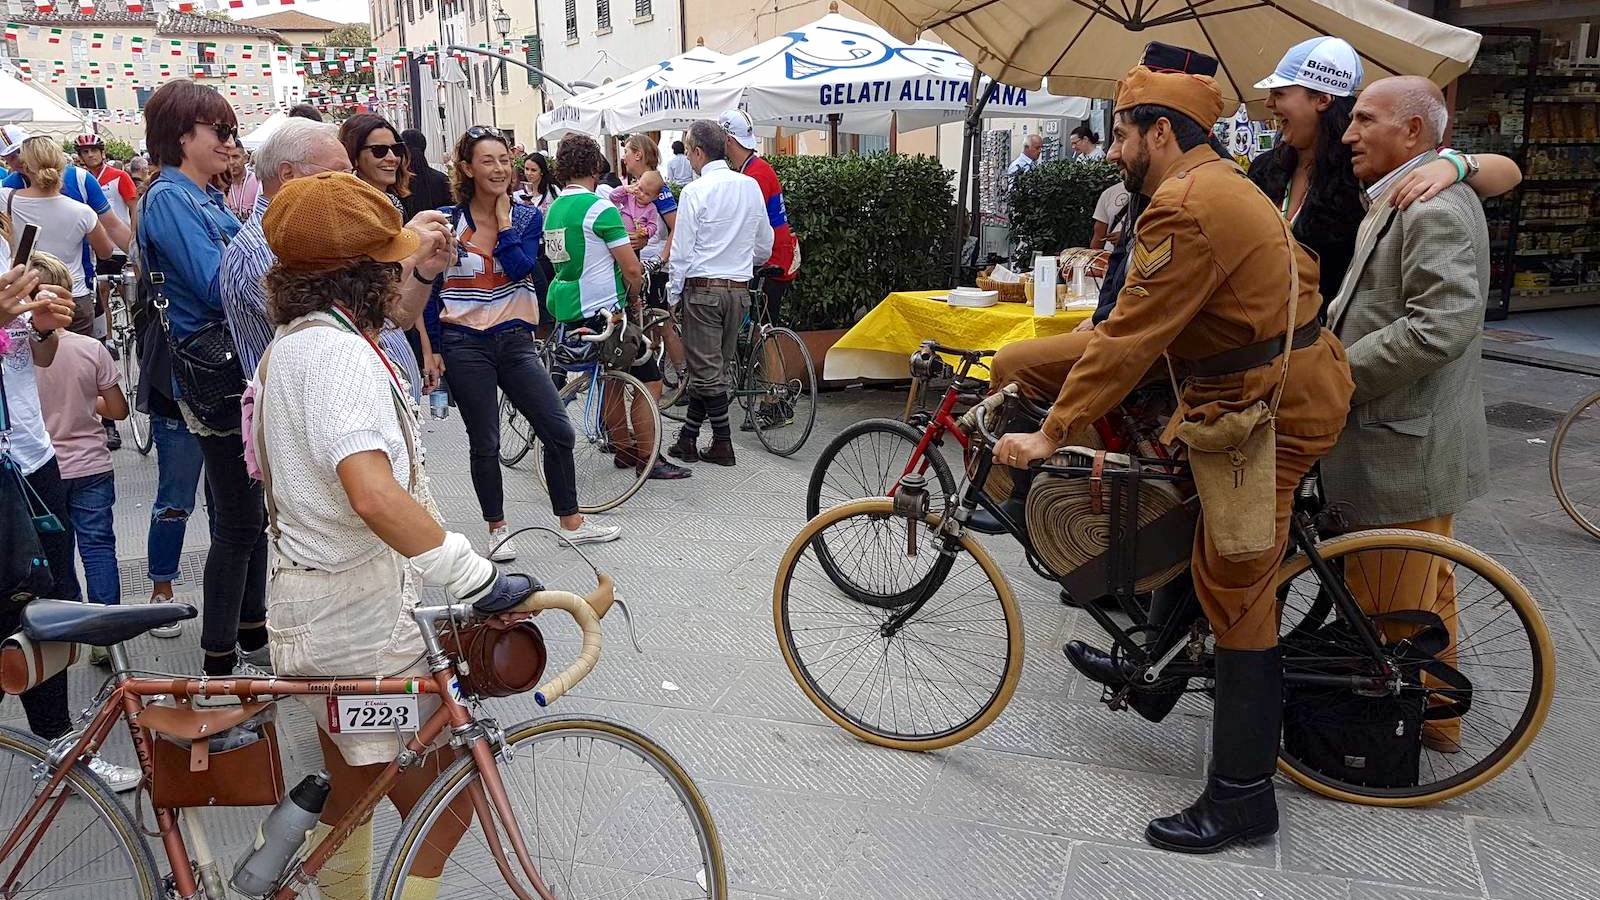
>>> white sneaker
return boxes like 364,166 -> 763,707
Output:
147,596 -> 183,639
489,525 -> 517,562
556,521 -> 621,547
86,754 -> 141,793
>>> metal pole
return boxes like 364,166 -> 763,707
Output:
950,71 -> 992,284
444,44 -> 593,97
827,113 -> 841,157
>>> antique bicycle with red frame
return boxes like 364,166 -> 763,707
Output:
0,542 -> 724,899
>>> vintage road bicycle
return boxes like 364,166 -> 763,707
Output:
657,268 -> 818,457
1550,385 -> 1600,540
96,266 -> 153,455
499,311 -> 664,513
0,539 -> 725,899
780,341 -> 1555,807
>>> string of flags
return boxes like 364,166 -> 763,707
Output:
81,84 -> 409,125
23,0 -> 371,12
1,26 -> 531,81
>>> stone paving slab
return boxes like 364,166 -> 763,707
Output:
15,358 -> 1592,898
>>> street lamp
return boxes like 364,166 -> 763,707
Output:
493,5 -> 511,94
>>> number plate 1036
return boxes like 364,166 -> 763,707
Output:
328,695 -> 420,734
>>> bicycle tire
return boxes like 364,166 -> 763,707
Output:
805,419 -> 958,607
1275,528 -> 1555,806
498,393 -> 535,468
746,327 -> 816,457
1551,387 -> 1600,540
372,715 -> 727,900
538,369 -> 658,513
775,498 -> 1025,751
122,346 -> 153,455
0,726 -> 163,899
656,316 -> 690,421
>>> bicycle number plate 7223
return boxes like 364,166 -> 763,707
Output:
328,695 -> 420,734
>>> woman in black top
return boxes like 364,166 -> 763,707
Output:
1248,39 -> 1522,313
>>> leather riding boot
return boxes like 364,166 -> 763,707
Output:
968,468 -> 1034,534
1146,646 -> 1282,854
1062,574 -> 1198,723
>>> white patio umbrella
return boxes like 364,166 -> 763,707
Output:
536,46 -> 740,139
703,14 -> 1089,134
0,69 -> 89,136
850,0 -> 1482,115
240,110 -> 288,150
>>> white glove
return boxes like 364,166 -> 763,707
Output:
409,531 -> 497,605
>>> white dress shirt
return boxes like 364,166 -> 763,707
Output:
665,153 -> 696,184
667,159 -> 774,303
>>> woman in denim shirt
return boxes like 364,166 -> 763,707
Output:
137,80 -> 267,679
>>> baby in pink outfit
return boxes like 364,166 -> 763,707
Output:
612,170 -> 664,242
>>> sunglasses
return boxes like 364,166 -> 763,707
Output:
465,125 -> 504,142
363,143 -> 408,160
194,121 -> 237,144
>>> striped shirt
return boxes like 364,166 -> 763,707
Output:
423,202 -> 548,343
221,194 -> 423,400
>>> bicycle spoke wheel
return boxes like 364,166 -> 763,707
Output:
120,347 -> 153,455
805,419 -> 958,606
539,370 -> 658,513
499,393 -> 535,468
743,327 -> 816,457
1275,528 -> 1555,806
373,716 -> 725,900
0,727 -> 161,899
775,498 -> 1024,751
656,318 -> 690,423
1552,388 -> 1600,540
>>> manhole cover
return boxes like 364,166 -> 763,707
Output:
1484,401 -> 1566,432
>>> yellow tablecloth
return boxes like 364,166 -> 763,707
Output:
824,290 -> 1094,380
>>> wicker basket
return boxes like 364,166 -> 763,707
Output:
976,274 -> 1029,303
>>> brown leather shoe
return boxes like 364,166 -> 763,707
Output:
702,437 -> 737,466
667,433 -> 699,463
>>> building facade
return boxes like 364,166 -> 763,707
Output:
4,1 -> 287,146
534,0 -> 684,129
369,0 -> 485,165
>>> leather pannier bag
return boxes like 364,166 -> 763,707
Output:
441,619 -> 547,699
139,701 -> 285,808
1,633 -> 80,694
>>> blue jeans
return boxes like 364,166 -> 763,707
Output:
147,414 -> 205,585
64,471 -> 119,605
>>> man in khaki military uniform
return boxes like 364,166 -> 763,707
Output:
993,66 -> 1354,854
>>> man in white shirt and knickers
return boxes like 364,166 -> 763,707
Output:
665,120 -> 773,467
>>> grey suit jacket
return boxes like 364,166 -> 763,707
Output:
1321,163 -> 1491,527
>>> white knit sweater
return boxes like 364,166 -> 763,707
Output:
259,312 -> 413,572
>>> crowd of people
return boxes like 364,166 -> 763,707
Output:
0,75 -> 798,894
0,23 -> 1530,883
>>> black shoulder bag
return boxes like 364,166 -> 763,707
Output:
0,368 -> 54,605
138,182 -> 244,432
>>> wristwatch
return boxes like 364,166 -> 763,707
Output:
1462,153 -> 1481,181
412,268 -> 438,285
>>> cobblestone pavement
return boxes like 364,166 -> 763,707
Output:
6,358 -> 1599,899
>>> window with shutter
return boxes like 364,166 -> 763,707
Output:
597,0 -> 610,30
565,0 -> 577,40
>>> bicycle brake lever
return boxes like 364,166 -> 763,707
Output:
611,596 -> 642,654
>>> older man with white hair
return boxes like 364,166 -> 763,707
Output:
1323,75 -> 1492,755
220,118 -> 455,398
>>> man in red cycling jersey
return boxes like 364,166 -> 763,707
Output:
718,109 -> 799,430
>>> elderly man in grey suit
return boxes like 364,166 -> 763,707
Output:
1323,75 -> 1492,754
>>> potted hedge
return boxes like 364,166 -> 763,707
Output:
770,152 -> 955,381
1009,159 -> 1121,261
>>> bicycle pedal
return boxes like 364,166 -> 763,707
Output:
1101,684 -> 1131,712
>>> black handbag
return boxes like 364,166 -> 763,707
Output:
138,184 -> 244,433
0,372 -> 53,605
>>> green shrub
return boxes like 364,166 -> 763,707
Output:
769,152 -> 954,331
1010,159 -> 1120,260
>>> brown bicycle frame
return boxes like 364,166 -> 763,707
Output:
0,666 -> 559,900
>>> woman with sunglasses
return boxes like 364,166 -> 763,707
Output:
341,113 -> 441,392
425,126 -> 620,559
138,79 -> 269,679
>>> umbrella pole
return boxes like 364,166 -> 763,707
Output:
828,113 -> 841,157
950,72 -> 991,284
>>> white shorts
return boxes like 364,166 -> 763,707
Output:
266,548 -> 440,767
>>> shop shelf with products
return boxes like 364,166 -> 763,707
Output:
1454,27 -> 1600,317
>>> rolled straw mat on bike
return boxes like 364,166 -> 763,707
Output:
1025,458 -> 1193,595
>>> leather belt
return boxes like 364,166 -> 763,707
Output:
684,277 -> 749,289
1182,318 -> 1322,378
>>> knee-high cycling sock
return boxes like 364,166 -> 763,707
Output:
681,394 -> 707,441
310,818 -> 372,900
705,393 -> 732,440
399,874 -> 442,900
202,649 -> 236,678
237,623 -> 268,653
